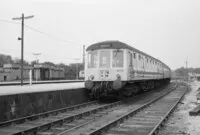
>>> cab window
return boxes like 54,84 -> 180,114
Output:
112,50 -> 124,67
100,50 -> 110,68
88,51 -> 98,68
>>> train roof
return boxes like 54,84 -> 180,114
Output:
86,40 -> 170,70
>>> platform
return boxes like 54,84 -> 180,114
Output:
0,82 -> 89,123
0,79 -> 84,86
0,82 -> 84,96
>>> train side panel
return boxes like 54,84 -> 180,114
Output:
126,49 -> 168,81
84,40 -> 171,99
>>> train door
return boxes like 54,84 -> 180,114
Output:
128,51 -> 134,80
142,56 -> 146,72
133,52 -> 137,70
138,54 -> 142,71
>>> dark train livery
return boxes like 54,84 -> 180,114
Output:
84,41 -> 171,99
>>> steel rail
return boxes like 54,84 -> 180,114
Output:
148,86 -> 189,135
12,101 -> 121,135
0,100 -> 97,127
86,84 -> 179,135
57,118 -> 96,135
0,100 -> 122,135
51,84 -> 177,135
0,83 -> 177,135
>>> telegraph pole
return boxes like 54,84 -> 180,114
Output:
12,14 -> 34,86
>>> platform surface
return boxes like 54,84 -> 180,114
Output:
0,82 -> 84,96
0,79 -> 84,86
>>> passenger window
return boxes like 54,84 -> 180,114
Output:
133,53 -> 136,59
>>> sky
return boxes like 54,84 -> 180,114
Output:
0,0 -> 200,70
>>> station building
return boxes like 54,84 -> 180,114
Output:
0,63 -> 64,81
188,72 -> 200,81
33,64 -> 64,80
0,64 -> 33,81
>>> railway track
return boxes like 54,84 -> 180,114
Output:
0,82 -> 180,135
0,100 -> 121,135
67,83 -> 187,135
103,84 -> 188,135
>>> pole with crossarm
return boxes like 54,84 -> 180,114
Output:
12,13 -> 34,86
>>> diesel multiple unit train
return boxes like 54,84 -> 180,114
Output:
84,41 -> 171,99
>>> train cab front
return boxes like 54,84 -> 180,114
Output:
85,44 -> 125,98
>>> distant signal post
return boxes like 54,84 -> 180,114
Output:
12,13 -> 34,86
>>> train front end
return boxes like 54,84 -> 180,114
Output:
84,43 -> 126,99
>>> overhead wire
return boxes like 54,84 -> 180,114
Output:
0,19 -> 81,46
0,19 -> 82,62
0,19 -> 20,25
24,24 -> 76,44
0,49 -> 80,61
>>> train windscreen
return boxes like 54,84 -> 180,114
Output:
112,50 -> 124,67
88,51 -> 98,68
100,50 -> 110,68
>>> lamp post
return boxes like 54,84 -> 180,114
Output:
74,59 -> 80,80
12,13 -> 34,86
33,53 -> 41,63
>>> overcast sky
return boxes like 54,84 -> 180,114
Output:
0,0 -> 199,69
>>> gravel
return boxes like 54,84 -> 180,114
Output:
158,81 -> 200,135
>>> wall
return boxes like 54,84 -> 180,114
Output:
0,88 -> 90,122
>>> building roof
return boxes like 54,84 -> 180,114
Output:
34,64 -> 64,71
3,64 -> 33,69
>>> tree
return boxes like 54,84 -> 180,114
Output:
63,63 -> 84,79
43,61 -> 56,66
30,60 -> 37,65
0,54 -> 13,66
174,67 -> 200,77
57,63 -> 66,68
13,57 -> 29,65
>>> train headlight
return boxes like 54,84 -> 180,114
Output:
116,74 -> 121,79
